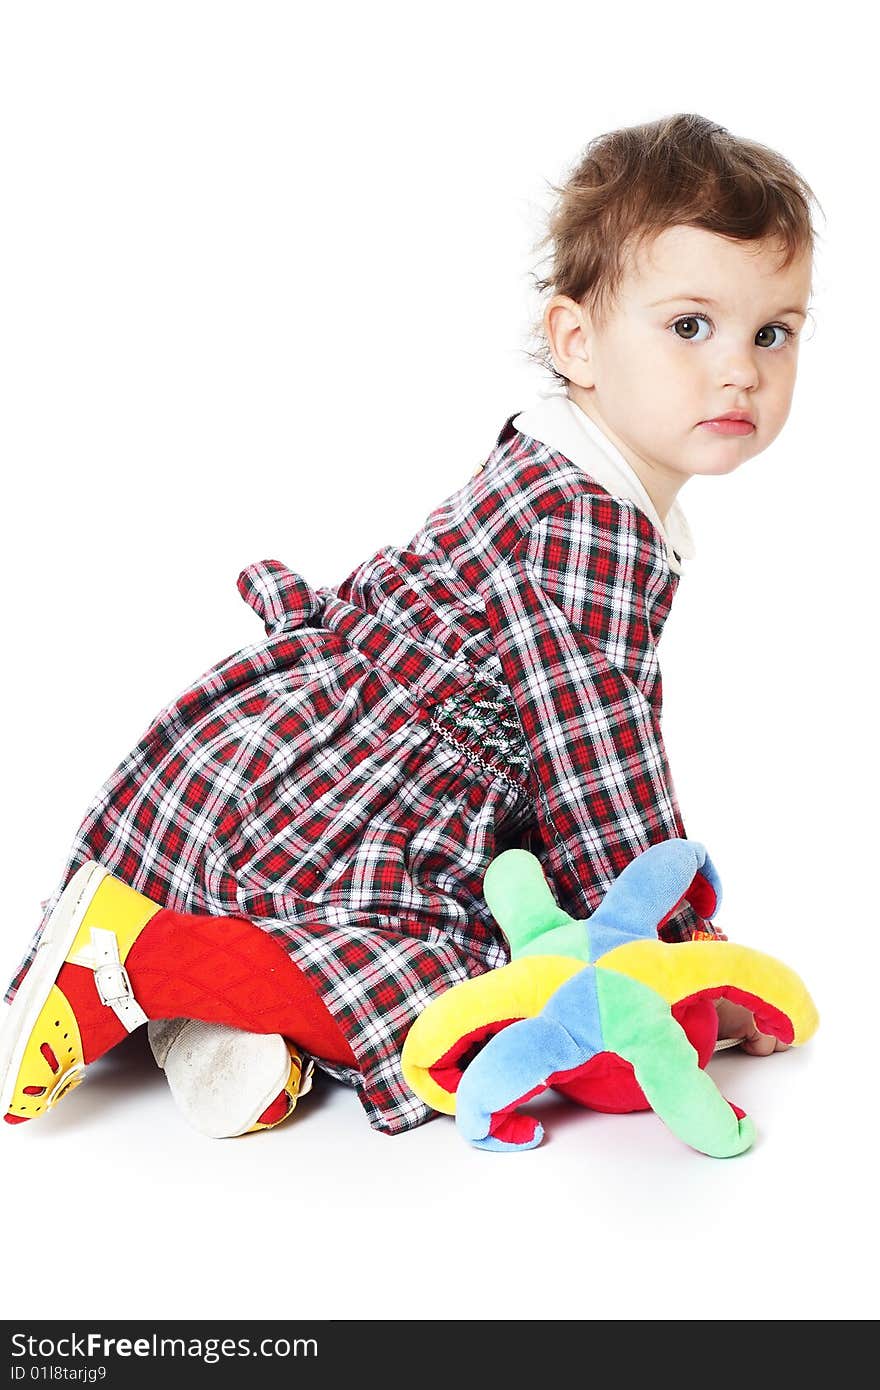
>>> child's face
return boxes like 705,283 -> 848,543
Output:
547,225 -> 813,493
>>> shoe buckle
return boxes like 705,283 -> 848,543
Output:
94,960 -> 136,1008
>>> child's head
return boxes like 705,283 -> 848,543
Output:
530,113 -> 822,494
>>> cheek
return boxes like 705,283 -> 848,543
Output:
651,348 -> 702,402
615,350 -> 682,408
762,358 -> 799,421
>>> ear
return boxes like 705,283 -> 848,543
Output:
543,294 -> 595,389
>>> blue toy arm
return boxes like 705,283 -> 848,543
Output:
455,966 -> 603,1151
586,839 -> 722,959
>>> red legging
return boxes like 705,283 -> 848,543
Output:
56,907 -> 358,1068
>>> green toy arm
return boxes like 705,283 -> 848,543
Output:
596,967 -> 755,1158
483,849 -> 588,960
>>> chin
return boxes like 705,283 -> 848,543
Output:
693,454 -> 755,478
690,434 -> 763,475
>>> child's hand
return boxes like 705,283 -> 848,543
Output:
715,997 -> 792,1056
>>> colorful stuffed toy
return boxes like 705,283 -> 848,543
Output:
401,840 -> 818,1156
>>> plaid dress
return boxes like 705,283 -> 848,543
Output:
6,412 -> 716,1134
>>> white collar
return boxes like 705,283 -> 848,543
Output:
511,389 -> 695,575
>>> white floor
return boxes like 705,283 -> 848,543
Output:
1,986 -> 872,1322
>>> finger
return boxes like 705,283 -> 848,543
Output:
740,1030 -> 780,1057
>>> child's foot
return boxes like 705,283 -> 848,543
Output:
148,1018 -> 313,1137
1,862 -> 162,1124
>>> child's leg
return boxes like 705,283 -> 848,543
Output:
62,903 -> 357,1062
1,862 -> 356,1128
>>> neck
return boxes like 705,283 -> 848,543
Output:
565,384 -> 686,522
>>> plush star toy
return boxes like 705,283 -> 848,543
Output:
401,841 -> 818,1156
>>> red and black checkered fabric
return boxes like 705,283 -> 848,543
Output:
5,413 -> 715,1134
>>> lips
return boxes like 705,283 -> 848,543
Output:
702,412 -> 754,425
699,418 -> 754,436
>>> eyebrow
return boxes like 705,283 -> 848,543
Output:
651,294 -> 808,319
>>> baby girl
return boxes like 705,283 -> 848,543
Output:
0,111 -> 820,1139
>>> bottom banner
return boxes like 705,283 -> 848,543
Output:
3,1323 -> 341,1387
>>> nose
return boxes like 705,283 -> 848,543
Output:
715,344 -> 761,391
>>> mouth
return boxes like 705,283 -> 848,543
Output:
699,415 -> 755,435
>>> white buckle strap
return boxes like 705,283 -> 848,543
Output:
90,927 -> 149,1032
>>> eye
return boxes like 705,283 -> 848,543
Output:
670,314 -> 712,342
755,324 -> 794,350
670,314 -> 796,350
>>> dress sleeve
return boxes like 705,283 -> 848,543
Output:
482,492 -> 716,941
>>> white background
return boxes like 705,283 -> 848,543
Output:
1,1 -> 876,1323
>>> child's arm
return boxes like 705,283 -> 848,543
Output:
482,491 -> 712,941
